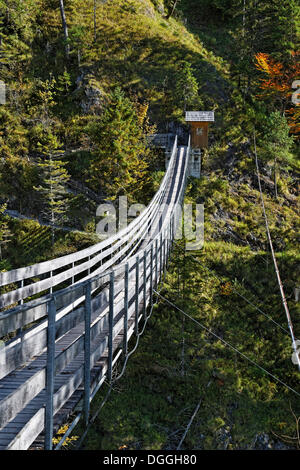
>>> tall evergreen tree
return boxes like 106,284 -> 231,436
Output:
88,87 -> 148,201
0,203 -> 11,260
0,0 -> 38,80
230,0 -> 300,97
34,138 -> 70,246
30,78 -> 70,245
261,111 -> 294,198
174,61 -> 201,112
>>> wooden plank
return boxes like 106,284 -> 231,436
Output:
0,273 -> 125,377
4,329 -> 110,449
0,301 -> 48,338
0,273 -> 135,428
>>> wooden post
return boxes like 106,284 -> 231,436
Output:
172,213 -> 175,247
163,232 -> 167,278
150,244 -> 153,307
71,262 -> 75,285
108,271 -> 114,383
19,279 -> 24,305
123,263 -> 129,356
159,233 -> 163,283
135,255 -> 139,335
83,282 -> 92,427
167,221 -> 171,267
143,250 -> 147,319
155,239 -> 158,289
49,271 -> 53,295
17,279 -> 24,338
45,298 -> 56,450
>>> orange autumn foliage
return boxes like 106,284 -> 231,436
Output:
254,52 -> 300,137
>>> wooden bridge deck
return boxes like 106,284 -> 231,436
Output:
0,137 -> 190,450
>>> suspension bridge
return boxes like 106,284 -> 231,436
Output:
0,136 -> 191,450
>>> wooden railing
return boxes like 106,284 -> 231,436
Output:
0,136 -> 191,450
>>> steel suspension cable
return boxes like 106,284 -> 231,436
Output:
173,241 -> 298,340
154,291 -> 300,398
253,130 -> 300,371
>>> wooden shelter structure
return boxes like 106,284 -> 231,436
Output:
185,111 -> 214,149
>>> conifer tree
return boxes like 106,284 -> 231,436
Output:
0,203 -> 11,259
229,0 -> 299,96
0,0 -> 38,80
34,138 -> 70,246
30,78 -> 70,245
88,87 -> 148,201
174,61 -> 201,112
261,111 -> 294,199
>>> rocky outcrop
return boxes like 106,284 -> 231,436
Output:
75,69 -> 105,114
252,433 -> 291,450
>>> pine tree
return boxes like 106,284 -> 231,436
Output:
0,203 -> 11,259
0,0 -> 38,81
88,87 -> 148,201
230,0 -> 300,97
261,111 -> 294,198
30,78 -> 70,245
174,61 -> 201,112
34,142 -> 70,246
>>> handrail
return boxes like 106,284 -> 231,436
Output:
0,137 -> 178,308
0,135 -> 189,318
0,136 -> 191,451
0,137 -> 178,288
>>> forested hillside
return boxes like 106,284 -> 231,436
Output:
0,0 -> 299,451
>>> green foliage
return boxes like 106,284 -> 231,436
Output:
0,204 -> 11,259
72,239 -> 299,450
0,1 -> 299,449
261,112 -> 294,163
88,87 -> 149,201
0,0 -> 40,79
34,153 -> 70,232
173,60 -> 202,113
260,112 -> 295,198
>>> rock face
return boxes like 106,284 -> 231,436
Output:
166,121 -> 188,145
252,433 -> 291,450
216,426 -> 232,450
75,70 -> 105,114
81,84 -> 104,114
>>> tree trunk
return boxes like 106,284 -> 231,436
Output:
94,0 -> 97,42
59,0 -> 70,59
166,0 -> 178,20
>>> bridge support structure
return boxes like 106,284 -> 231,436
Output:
0,135 -> 191,450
